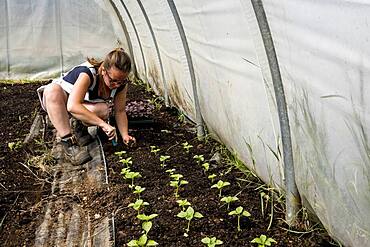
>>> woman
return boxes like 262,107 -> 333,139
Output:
38,48 -> 135,166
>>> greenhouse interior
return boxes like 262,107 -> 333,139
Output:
0,0 -> 369,246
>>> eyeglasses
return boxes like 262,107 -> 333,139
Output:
105,71 -> 129,86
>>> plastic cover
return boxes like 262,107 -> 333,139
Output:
1,0 -> 369,246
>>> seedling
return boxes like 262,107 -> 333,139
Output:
220,196 -> 239,210
133,185 -> 146,199
228,206 -> 251,231
208,174 -> 217,183
127,234 -> 158,246
137,213 -> 158,234
193,154 -> 204,166
8,141 -> 22,151
114,151 -> 126,158
176,199 -> 191,211
182,142 -> 193,153
159,155 -> 170,167
128,199 -> 149,215
251,234 -> 277,247
211,180 -> 231,197
125,171 -> 142,187
165,169 -> 176,175
150,146 -> 160,156
121,167 -> 130,176
202,162 -> 210,172
120,157 -> 133,167
177,112 -> 186,124
201,236 -> 223,247
170,174 -> 189,198
176,206 -> 203,233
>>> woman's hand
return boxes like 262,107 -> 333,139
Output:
122,134 -> 136,146
101,122 -> 117,140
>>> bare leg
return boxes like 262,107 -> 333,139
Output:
43,83 -> 71,137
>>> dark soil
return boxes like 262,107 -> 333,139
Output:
0,81 -> 338,246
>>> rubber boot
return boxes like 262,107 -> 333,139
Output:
60,135 -> 92,166
71,118 -> 94,146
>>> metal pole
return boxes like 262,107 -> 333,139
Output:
137,0 -> 169,107
251,0 -> 300,225
5,0 -> 10,76
119,0 -> 148,80
166,0 -> 205,139
108,0 -> 138,78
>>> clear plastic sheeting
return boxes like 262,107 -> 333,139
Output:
0,0 -> 119,79
1,0 -> 370,246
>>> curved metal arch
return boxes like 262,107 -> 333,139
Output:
118,0 -> 148,79
108,0 -> 138,78
251,0 -> 300,225
136,0 -> 169,106
166,0 -> 205,139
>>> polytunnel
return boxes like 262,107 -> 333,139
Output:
1,0 -> 370,246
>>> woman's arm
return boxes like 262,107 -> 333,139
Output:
67,73 -> 115,139
114,86 -> 135,144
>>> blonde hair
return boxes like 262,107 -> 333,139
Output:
87,48 -> 131,73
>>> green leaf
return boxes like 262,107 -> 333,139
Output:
201,237 -> 211,244
142,221 -> 152,234
186,206 -> 194,215
146,240 -> 159,246
215,239 -> 223,245
242,210 -> 251,217
177,211 -> 187,218
251,238 -> 262,244
260,234 -> 267,242
127,240 -> 138,247
137,234 -> 147,246
194,212 -> 204,218
235,206 -> 243,214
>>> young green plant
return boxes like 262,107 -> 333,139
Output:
127,234 -> 158,247
228,206 -> 251,231
159,155 -> 170,167
114,150 -> 126,158
176,199 -> 191,211
211,180 -> 230,197
220,196 -> 239,210
170,174 -> 189,198
208,174 -> 217,183
133,185 -> 146,199
176,206 -> 203,233
128,199 -> 149,216
150,146 -> 160,156
120,157 -> 133,167
193,154 -> 204,166
137,213 -> 158,234
202,162 -> 210,172
201,236 -> 223,247
125,171 -> 142,187
251,234 -> 277,247
182,142 -> 193,153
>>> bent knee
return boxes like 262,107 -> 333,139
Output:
43,83 -> 67,103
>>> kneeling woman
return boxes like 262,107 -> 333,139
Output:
38,48 -> 135,165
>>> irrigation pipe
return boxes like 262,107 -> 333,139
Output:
97,136 -> 109,185
251,0 -> 300,225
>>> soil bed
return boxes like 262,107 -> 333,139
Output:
0,81 -> 337,246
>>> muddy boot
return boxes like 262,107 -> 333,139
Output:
60,134 -> 92,166
71,118 -> 94,146
51,137 -> 64,159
